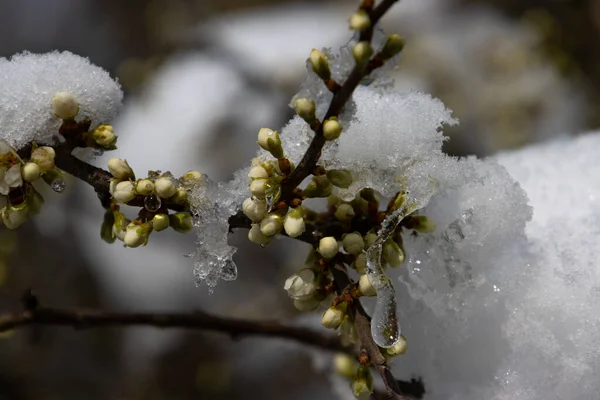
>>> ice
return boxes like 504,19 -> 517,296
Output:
0,51 -> 123,149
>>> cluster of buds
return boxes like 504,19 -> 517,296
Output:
105,157 -> 200,247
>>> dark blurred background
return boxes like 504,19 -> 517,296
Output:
0,0 -> 598,399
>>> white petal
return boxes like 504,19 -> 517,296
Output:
4,164 -> 23,188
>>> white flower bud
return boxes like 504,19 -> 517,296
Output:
112,180 -> 135,203
335,203 -> 355,221
1,203 -> 29,229
112,211 -> 130,241
154,177 -> 177,198
124,222 -> 152,248
250,178 -> 267,199
383,239 -> 405,267
349,10 -> 371,31
284,269 -> 316,300
248,165 -> 269,180
242,197 -> 267,222
169,212 -> 193,233
4,164 -> 22,188
21,162 -> 40,182
386,335 -> 408,356
260,213 -> 283,236
333,353 -> 356,379
108,158 -> 134,180
293,297 -> 320,311
152,213 -> 170,231
30,147 -> 55,173
257,128 -> 284,158
180,170 -> 205,190
135,179 -> 154,196
309,49 -> 331,81
171,187 -> 188,205
321,305 -> 345,330
358,274 -> 377,296
248,223 -> 273,246
354,252 -> 367,274
342,232 -> 364,256
51,91 -> 79,120
90,124 -> 117,148
318,236 -> 339,259
283,207 -> 306,238
293,98 -> 316,122
353,41 -> 373,65
323,117 -> 343,141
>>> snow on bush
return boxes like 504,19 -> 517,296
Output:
0,51 -> 123,148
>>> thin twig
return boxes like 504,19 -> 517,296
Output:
0,306 -> 354,354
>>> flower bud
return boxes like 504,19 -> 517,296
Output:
358,274 -> 376,296
108,158 -> 134,180
124,222 -> 152,248
352,365 -> 373,397
340,316 -> 359,345
248,165 -> 269,180
309,49 -> 331,80
349,10 -> 371,31
180,170 -> 205,190
250,178 -> 268,199
342,232 -> 364,255
321,305 -> 345,330
293,98 -> 316,123
1,202 -> 29,229
260,213 -> 283,236
30,147 -> 55,173
112,211 -> 130,242
327,194 -> 341,208
169,212 -> 193,233
4,164 -> 22,188
51,91 -> 79,120
135,179 -> 154,196
248,223 -> 273,246
326,169 -> 352,189
323,117 -> 343,140
334,203 -> 355,221
257,128 -> 284,158
293,297 -> 320,311
101,209 -> 116,244
354,252 -> 367,274
303,175 -> 333,198
318,236 -> 339,260
112,181 -> 135,203
353,41 -> 373,65
152,213 -> 170,231
381,34 -> 405,60
283,207 -> 306,238
411,215 -> 436,233
21,162 -> 40,182
242,197 -> 267,222
386,334 -> 408,356
171,187 -> 188,205
364,232 -> 378,248
155,176 -> 177,198
90,124 -> 117,148
383,238 -> 405,267
333,353 -> 356,379
284,269 -> 316,300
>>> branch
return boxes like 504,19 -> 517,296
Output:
279,0 -> 399,202
0,306 -> 354,354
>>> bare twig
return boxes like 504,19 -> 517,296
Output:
0,306 -> 354,354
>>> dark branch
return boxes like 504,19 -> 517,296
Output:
0,306 -> 354,354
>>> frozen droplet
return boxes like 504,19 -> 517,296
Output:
50,178 -> 65,193
144,194 -> 161,212
371,281 -> 400,348
220,259 -> 237,281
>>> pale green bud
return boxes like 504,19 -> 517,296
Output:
30,147 -> 55,173
353,41 -> 373,65
381,34 -> 405,60
333,353 -> 356,379
101,209 -> 116,244
257,128 -> 284,158
354,252 -> 367,274
349,10 -> 371,31
51,91 -> 79,120
327,194 -> 341,208
242,197 -> 268,222
248,223 -> 273,246
334,203 -> 355,221
283,207 -> 306,238
107,158 -> 134,180
326,169 -> 352,189
309,49 -> 331,80
152,213 -> 170,231
323,117 -> 343,141
383,238 -> 405,267
303,175 -> 333,198
340,316 -> 359,345
124,222 -> 152,248
21,162 -> 40,183
342,232 -> 364,255
1,203 -> 29,229
250,178 -> 268,199
293,98 -> 316,123
90,124 -> 117,148
260,213 -> 283,236
386,334 -> 408,356
321,305 -> 345,330
412,215 -> 436,233
284,269 -> 316,300
318,236 -> 339,260
112,181 -> 136,203
293,297 -> 320,311
112,211 -> 130,242
169,212 -> 193,233
180,170 -> 205,190
155,176 -> 177,198
358,274 -> 376,296
352,365 -> 373,397
171,187 -> 188,205
135,179 -> 154,196
364,232 -> 378,248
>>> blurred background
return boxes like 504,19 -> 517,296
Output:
0,0 -> 598,399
